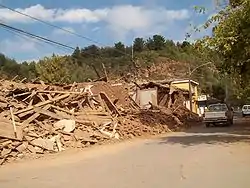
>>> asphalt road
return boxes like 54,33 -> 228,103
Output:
1,120 -> 250,188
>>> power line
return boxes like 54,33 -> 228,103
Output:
1,26 -> 74,54
0,4 -> 103,46
0,21 -> 109,68
0,3 -> 129,56
0,21 -> 103,58
0,22 -> 75,50
0,19 -> 76,56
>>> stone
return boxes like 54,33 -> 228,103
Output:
50,135 -> 64,152
34,146 -> 44,154
16,142 -> 28,153
54,119 -> 75,133
31,138 -> 55,151
74,129 -> 91,140
27,145 -> 36,153
62,134 -> 72,141
24,135 -> 35,142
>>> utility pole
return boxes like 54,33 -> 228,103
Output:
188,66 -> 193,113
131,41 -> 134,60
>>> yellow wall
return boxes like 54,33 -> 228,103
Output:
172,82 -> 199,114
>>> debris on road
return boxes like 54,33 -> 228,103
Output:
0,80 -> 199,165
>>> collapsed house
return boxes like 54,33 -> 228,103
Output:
130,81 -> 190,109
0,80 -> 199,165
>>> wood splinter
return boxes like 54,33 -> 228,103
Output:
10,107 -> 17,138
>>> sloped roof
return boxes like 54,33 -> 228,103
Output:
171,79 -> 199,85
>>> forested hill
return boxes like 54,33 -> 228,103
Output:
0,34 -> 223,96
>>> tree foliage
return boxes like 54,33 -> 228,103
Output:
36,55 -> 72,84
133,38 -> 145,52
195,0 -> 250,101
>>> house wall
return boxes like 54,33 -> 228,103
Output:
136,88 -> 158,109
172,82 -> 199,114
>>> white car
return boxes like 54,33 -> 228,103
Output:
204,103 -> 234,127
242,105 -> 250,117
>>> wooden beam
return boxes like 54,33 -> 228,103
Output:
22,104 -> 51,125
51,105 -> 75,115
10,107 -> 17,138
100,92 -> 121,116
34,107 -> 70,120
101,63 -> 108,82
0,120 -> 22,141
37,93 -> 46,102
38,90 -> 95,95
13,92 -> 31,98
15,94 -> 70,115
22,90 -> 37,102
159,93 -> 169,106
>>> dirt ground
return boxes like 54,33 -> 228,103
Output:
0,118 -> 250,188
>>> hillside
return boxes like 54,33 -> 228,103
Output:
0,35 -> 224,97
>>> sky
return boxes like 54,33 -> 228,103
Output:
0,0 -> 215,62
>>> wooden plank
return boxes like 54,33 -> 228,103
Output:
70,82 -> 76,91
96,94 -> 106,112
28,99 -> 34,107
13,92 -> 31,98
38,90 -> 92,95
87,96 -> 96,110
40,80 -> 46,87
75,111 -> 110,116
37,93 -> 46,102
159,93 -> 169,106
10,107 -> 17,138
34,107 -> 71,120
34,108 -> 99,130
22,90 -> 37,102
11,75 -> 18,81
101,63 -> 108,82
19,77 -> 27,83
51,105 -> 75,115
100,92 -> 121,116
129,96 -> 140,108
47,94 -> 53,100
15,94 -> 70,115
22,104 -> 51,125
0,119 -> 22,141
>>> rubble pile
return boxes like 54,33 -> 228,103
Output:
0,80 -> 122,165
0,80 -> 199,165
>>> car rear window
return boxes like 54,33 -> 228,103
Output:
208,104 -> 228,111
243,105 -> 250,110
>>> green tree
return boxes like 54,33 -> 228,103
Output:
152,35 -> 166,50
114,42 -> 125,57
81,45 -> 100,58
146,35 -> 166,50
36,55 -> 71,84
72,47 -> 81,65
146,37 -> 155,50
19,61 -> 38,80
133,38 -> 145,52
196,0 -> 250,99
